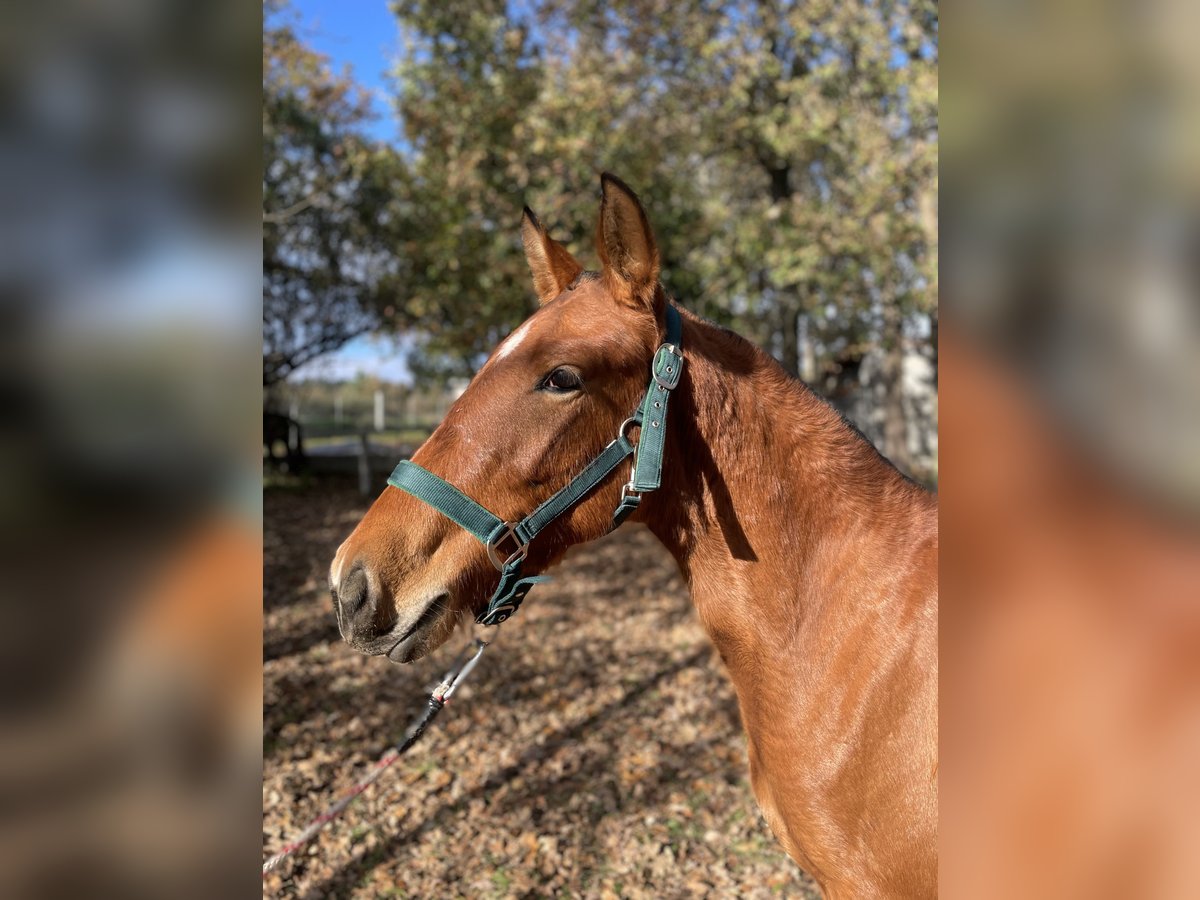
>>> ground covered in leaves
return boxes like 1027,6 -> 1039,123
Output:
264,478 -> 817,898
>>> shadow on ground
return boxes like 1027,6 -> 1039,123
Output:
263,479 -> 818,899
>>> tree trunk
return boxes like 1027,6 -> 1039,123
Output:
779,304 -> 801,377
929,313 -> 938,387
881,302 -> 912,474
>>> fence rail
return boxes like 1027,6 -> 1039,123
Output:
269,358 -> 937,488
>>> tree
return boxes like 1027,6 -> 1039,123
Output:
373,2 -> 548,379
548,1 -> 937,467
262,1 -> 405,389
302,3 -> 936,468
358,1 -> 938,466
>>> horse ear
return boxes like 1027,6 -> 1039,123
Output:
521,207 -> 583,305
595,173 -> 662,314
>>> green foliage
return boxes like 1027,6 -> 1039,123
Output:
262,2 -> 407,387
263,0 -> 937,462
382,0 -> 937,393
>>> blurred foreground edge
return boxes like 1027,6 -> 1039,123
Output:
940,327 -> 1200,899
0,511 -> 261,900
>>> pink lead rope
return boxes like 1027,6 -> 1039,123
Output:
262,636 -> 492,877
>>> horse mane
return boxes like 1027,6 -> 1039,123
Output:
677,305 -> 921,495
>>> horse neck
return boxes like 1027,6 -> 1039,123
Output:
643,312 -> 932,674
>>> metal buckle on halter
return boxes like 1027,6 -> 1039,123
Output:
620,452 -> 642,501
652,343 -> 683,391
616,418 -> 642,502
485,522 -> 529,571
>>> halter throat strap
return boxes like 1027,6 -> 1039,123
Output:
387,304 -> 684,625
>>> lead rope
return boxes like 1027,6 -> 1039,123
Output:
262,635 -> 492,877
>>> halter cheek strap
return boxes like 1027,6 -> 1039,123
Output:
388,304 -> 684,626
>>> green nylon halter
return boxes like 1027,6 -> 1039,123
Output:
387,304 -> 684,626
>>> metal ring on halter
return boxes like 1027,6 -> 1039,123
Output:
483,602 -> 516,623
617,415 -> 641,440
485,522 -> 529,571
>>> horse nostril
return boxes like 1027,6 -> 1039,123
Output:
337,564 -> 372,622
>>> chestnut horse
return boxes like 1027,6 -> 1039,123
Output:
331,175 -> 938,897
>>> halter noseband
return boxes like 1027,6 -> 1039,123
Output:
387,304 -> 684,626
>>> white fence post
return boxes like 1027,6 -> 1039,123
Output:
374,389 -> 385,432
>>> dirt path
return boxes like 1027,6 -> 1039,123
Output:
264,480 -> 817,898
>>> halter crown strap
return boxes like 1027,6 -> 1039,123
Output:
387,303 -> 684,626
631,306 -> 683,492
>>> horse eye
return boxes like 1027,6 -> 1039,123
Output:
541,367 -> 583,393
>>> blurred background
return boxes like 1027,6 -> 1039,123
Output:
1,0 -> 1197,894
941,0 -> 1200,896
1,0 -> 261,898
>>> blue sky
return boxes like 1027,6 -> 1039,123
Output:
296,333 -> 416,383
287,0 -> 411,380
289,0 -> 400,144
280,2 -> 930,382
